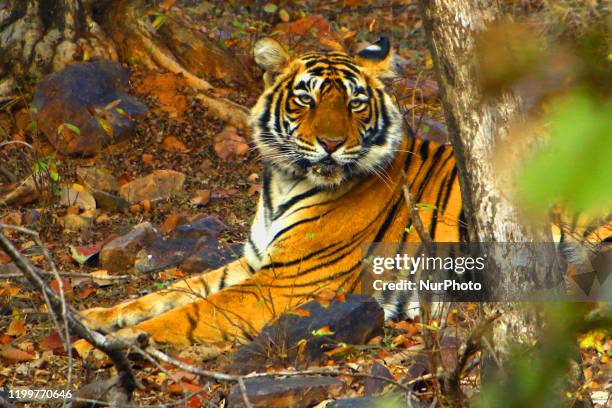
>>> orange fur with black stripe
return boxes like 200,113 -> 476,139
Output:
74,38 -> 609,355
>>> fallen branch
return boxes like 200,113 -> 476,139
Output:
0,267 -> 130,282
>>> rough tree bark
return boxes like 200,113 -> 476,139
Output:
0,0 -> 117,98
0,0 -> 250,127
418,0 -> 565,404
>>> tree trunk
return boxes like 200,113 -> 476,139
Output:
418,0 -> 564,404
0,0 -> 250,126
0,0 -> 117,99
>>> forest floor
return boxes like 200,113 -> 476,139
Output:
0,0 -> 609,406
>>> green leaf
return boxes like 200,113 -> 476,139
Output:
49,168 -> 60,182
96,116 -> 113,137
415,203 -> 437,210
263,2 -> 278,13
63,123 -> 81,135
151,13 -> 168,30
69,243 -> 102,265
405,225 -> 414,234
519,91 -> 612,214
311,326 -> 335,337
26,120 -> 37,132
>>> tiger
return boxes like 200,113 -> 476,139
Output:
73,37 -> 610,357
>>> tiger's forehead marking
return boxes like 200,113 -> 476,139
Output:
292,51 -> 368,97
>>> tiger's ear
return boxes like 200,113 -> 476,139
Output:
355,37 -> 394,78
254,38 -> 290,87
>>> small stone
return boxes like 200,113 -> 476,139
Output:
23,209 -> 41,226
63,214 -> 92,232
99,222 -> 160,273
227,377 -> 344,408
77,167 -> 119,192
91,191 -> 129,213
60,185 -> 96,210
118,169 -> 186,203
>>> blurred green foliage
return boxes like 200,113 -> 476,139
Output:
477,303 -> 611,408
519,91 -> 612,214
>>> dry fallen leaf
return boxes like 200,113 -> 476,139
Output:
40,332 -> 66,353
247,184 -> 262,196
50,277 -> 72,296
142,153 -> 154,164
162,136 -> 189,153
190,190 -> 210,206
0,282 -> 20,297
289,308 -> 311,318
1,345 -> 36,362
7,319 -> 26,337
0,249 -> 10,265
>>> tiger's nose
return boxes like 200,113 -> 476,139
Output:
317,136 -> 346,153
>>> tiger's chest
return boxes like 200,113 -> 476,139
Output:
243,168 -> 343,270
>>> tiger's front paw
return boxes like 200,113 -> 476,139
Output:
73,327 -> 151,362
79,306 -> 124,332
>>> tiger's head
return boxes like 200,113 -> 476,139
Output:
250,37 -> 403,188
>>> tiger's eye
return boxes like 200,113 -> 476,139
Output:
349,99 -> 366,110
296,94 -> 313,105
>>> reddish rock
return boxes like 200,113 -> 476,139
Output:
100,222 -> 160,273
118,170 -> 186,203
